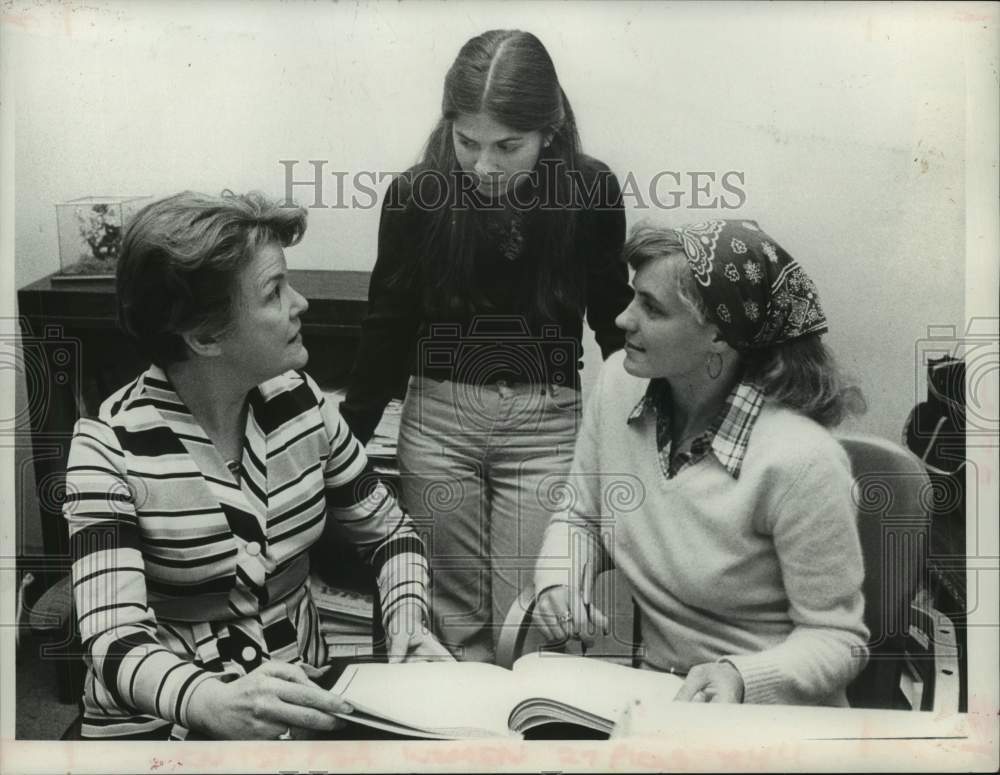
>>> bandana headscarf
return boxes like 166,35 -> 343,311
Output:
675,219 -> 828,350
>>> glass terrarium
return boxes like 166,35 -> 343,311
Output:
55,195 -> 150,280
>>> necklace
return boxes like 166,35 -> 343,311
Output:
485,206 -> 526,261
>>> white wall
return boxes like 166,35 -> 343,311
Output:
5,0 -> 975,530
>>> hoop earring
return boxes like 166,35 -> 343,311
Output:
706,352 -> 723,380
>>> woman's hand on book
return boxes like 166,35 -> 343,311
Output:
385,603 -> 455,663
673,661 -> 745,704
533,583 -> 609,648
186,660 -> 353,739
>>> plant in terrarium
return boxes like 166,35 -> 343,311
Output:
72,204 -> 123,270
56,196 -> 148,279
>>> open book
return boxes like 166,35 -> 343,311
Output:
329,652 -> 684,739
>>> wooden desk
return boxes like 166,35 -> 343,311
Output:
17,269 -> 372,589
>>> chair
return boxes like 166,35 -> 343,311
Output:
840,434 -> 960,712
498,434 -> 961,713
496,570 -> 635,671
901,356 -> 968,712
25,573 -> 85,705
900,586 -> 960,712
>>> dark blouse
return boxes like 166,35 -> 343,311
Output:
340,155 -> 631,443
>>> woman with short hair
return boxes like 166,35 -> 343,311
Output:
64,190 -> 448,740
533,220 -> 869,706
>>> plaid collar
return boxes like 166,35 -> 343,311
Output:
627,377 -> 766,478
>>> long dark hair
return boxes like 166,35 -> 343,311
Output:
408,29 -> 585,321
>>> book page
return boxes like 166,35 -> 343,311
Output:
509,653 -> 684,727
330,661 -> 520,738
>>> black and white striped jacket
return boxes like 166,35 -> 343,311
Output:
63,365 -> 428,739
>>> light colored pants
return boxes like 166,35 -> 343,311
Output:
397,375 -> 581,662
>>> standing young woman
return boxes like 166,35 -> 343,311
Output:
340,30 -> 631,662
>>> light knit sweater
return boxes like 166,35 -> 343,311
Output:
535,350 -> 869,706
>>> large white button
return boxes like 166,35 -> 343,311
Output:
245,541 -> 261,556
241,646 -> 257,662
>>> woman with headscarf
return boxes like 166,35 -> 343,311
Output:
532,220 -> 869,706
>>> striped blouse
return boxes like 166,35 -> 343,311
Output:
63,365 -> 429,739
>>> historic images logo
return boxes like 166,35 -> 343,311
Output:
279,160 -> 747,211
